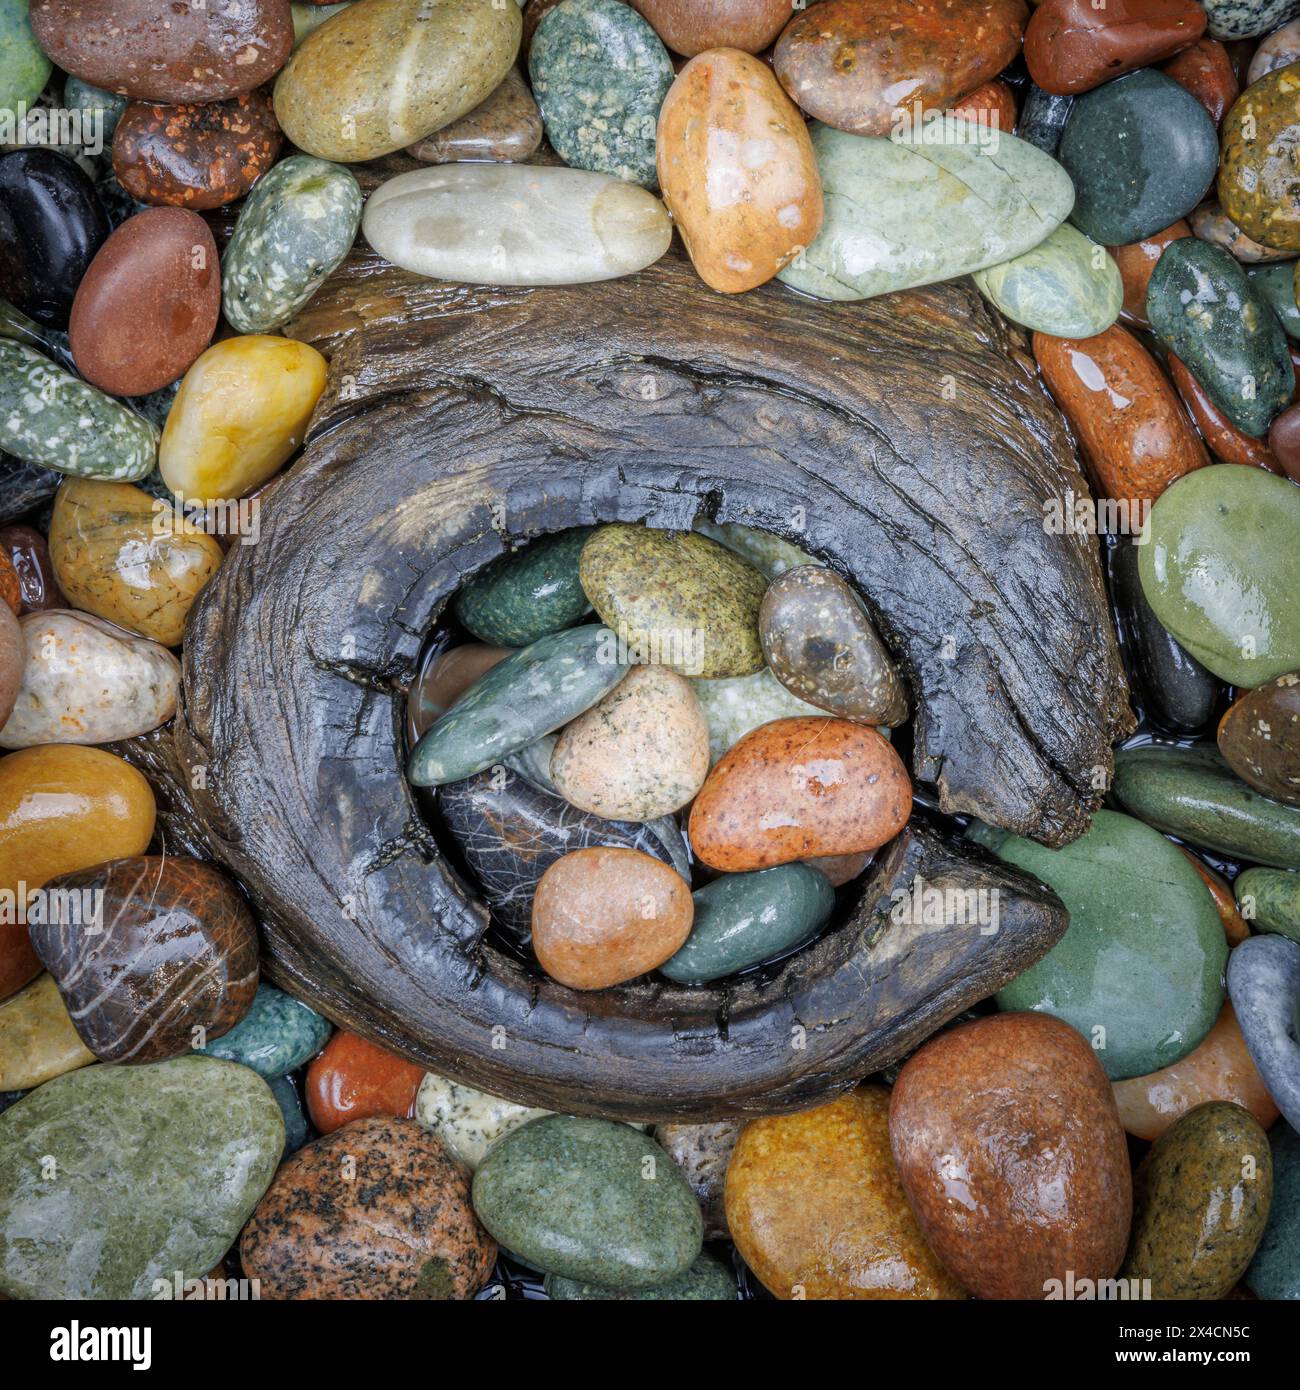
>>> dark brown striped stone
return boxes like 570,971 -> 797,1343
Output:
28,855 -> 259,1063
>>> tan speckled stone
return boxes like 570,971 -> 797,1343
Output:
551,665 -> 709,820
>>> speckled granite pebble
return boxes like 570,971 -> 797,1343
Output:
653,1120 -> 741,1238
222,154 -> 361,333
414,1073 -> 552,1171
241,1115 -> 496,1299
0,340 -> 157,480
529,0 -> 673,187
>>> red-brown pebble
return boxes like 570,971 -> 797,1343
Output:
1033,325 -> 1208,504
240,1116 -> 497,1299
1109,220 -> 1190,327
1266,401 -> 1300,483
1160,37 -> 1239,125
305,1031 -> 425,1135
689,716 -> 911,872
69,209 -> 220,396
0,526 -> 66,614
1024,0 -> 1204,96
1171,353 -> 1283,472
949,79 -> 1017,129
889,1012 -> 1132,1300
631,0 -> 791,55
112,89 -> 283,210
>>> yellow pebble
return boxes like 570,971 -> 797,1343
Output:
159,335 -> 327,507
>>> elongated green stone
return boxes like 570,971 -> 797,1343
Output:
974,224 -> 1122,337
0,340 -> 157,480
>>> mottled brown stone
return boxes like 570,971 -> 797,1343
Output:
889,1012 -> 1132,1300
28,856 -> 259,1064
113,89 -> 283,211
1218,671 -> 1300,805
631,0 -> 791,55
1025,0 -> 1204,96
241,1115 -> 497,1299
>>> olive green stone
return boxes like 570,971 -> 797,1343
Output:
659,863 -> 834,984
1236,867 -> 1300,941
0,1057 -> 283,1298
472,1115 -> 703,1288
1250,261 -> 1300,339
1122,1101 -> 1273,1300
1138,466 -> 1300,687
529,0 -> 673,188
543,1250 -> 735,1300
974,224 -> 1123,337
694,521 -> 819,578
988,809 -> 1227,1080
454,527 -> 593,647
1060,70 -> 1218,246
1112,743 -> 1300,870
579,524 -> 766,679
1146,238 -> 1294,437
1220,62 -> 1300,255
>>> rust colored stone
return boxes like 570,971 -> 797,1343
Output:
949,78 -> 1017,129
1218,673 -> 1300,805
1033,324 -> 1209,504
889,1012 -> 1132,1301
1170,353 -> 1282,472
726,1085 -> 967,1299
113,89 -> 283,211
631,0 -> 792,55
1266,399 -> 1300,483
773,0 -> 1027,136
1024,0 -> 1204,97
688,716 -> 911,872
1160,37 -> 1238,125
305,1031 -> 425,1134
1109,221 -> 1190,328
0,526 -> 66,613
0,551 -> 17,615
69,208 -> 220,397
1180,846 -> 1250,944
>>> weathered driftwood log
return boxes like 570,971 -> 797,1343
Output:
122,247 -> 1130,1119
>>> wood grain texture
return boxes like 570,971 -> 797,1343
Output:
116,244 -> 1129,1118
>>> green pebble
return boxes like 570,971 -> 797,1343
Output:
473,1115 -> 703,1289
1138,465 -> 1300,687
974,224 -> 1122,337
660,864 -> 834,984
1246,1122 -> 1300,1299
0,0 -> 51,112
1146,238 -> 1294,437
1251,260 -> 1300,339
222,154 -> 362,334
529,0 -> 673,188
986,809 -> 1227,1080
408,623 -> 627,786
0,340 -> 157,481
579,523 -> 767,679
1236,867 -> 1300,941
779,120 -> 1074,302
1113,743 -> 1300,871
454,527 -> 593,647
0,1058 -> 282,1298
544,1250 -> 735,1300
202,983 -> 332,1077
62,75 -> 126,147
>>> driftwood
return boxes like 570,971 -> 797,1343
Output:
119,245 -> 1131,1118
